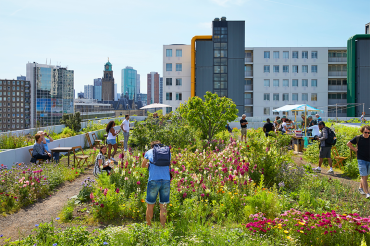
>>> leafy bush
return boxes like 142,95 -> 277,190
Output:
343,158 -> 360,179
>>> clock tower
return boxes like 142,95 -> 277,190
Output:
101,59 -> 115,101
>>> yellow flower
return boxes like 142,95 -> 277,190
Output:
298,222 -> 305,226
234,193 -> 238,195
228,192 -> 232,195
287,236 -> 291,240
221,204 -> 224,206
284,230 -> 289,234
278,224 -> 282,227
300,231 -> 304,233
343,214 -> 347,216
169,204 -> 173,206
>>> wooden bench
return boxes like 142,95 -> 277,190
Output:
331,146 -> 347,170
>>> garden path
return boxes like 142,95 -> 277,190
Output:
0,166 -> 95,241
292,155 -> 359,191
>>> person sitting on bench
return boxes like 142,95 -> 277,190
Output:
31,134 -> 51,163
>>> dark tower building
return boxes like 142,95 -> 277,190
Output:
102,60 -> 114,101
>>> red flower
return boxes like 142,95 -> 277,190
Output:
100,204 -> 104,208
137,181 -> 141,185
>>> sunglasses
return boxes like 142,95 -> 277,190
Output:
364,131 -> 370,134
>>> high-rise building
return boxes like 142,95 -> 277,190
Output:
101,60 -> 114,101
114,84 -> 117,101
0,79 -> 31,131
159,77 -> 163,103
136,74 -> 140,98
93,78 -> 102,101
26,62 -> 74,127
94,78 -> 102,86
17,75 -> 26,81
78,92 -> 84,99
147,72 -> 160,104
121,66 -> 138,101
84,85 -> 94,99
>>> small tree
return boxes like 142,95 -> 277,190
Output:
60,112 -> 82,132
177,91 -> 238,141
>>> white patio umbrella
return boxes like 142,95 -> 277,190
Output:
140,103 -> 172,109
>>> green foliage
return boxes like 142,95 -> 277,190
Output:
60,112 -> 82,132
343,158 -> 360,179
60,200 -> 76,222
177,91 -> 238,141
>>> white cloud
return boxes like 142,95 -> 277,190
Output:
209,0 -> 247,7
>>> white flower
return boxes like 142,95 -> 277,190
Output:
205,189 -> 210,193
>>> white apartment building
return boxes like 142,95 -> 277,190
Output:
245,47 -> 347,117
84,85 -> 94,99
163,44 -> 191,114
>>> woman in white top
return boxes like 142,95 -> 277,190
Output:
106,121 -> 120,161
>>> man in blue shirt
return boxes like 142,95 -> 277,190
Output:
141,140 -> 171,227
315,114 -> 322,123
37,131 -> 59,162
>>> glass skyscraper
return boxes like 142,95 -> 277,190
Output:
121,66 -> 137,100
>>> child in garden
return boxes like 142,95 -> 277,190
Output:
93,145 -> 113,176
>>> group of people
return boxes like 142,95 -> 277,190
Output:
31,131 -> 59,163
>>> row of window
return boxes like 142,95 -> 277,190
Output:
0,97 -> 26,102
264,51 -> 318,59
0,103 -> 27,107
263,65 -> 317,73
166,63 -> 182,72
263,79 -> 317,87
262,93 -> 317,102
0,124 -> 24,128
166,49 -> 182,57
0,81 -> 29,85
0,92 -> 26,96
0,119 -> 24,123
166,92 -> 182,101
165,78 -> 182,86
0,86 -> 27,91
0,113 -> 25,118
0,108 -> 25,113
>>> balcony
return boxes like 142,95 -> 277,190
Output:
244,84 -> 253,91
25,84 -> 30,87
25,106 -> 29,108
328,99 -> 347,105
245,71 -> 253,77
25,90 -> 29,92
328,85 -> 347,91
244,98 -> 253,105
245,58 -> 253,63
329,71 -> 347,76
328,57 -> 347,62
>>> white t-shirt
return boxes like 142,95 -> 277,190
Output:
281,122 -> 287,132
308,125 -> 320,137
121,119 -> 130,132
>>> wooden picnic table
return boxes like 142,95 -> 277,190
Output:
50,147 -> 74,166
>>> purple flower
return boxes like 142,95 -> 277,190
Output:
35,224 -> 39,227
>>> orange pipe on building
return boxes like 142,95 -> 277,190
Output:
191,35 -> 212,97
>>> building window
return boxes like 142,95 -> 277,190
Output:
264,79 -> 270,87
166,78 -> 172,86
311,65 -> 317,73
273,65 -> 279,73
292,79 -> 298,87
311,51 -> 318,59
264,51 -> 270,58
292,65 -> 298,73
283,93 -> 289,101
302,51 -> 308,59
264,93 -> 270,101
176,49 -> 182,57
273,93 -> 279,101
176,78 -> 182,86
283,79 -> 289,87
166,63 -> 172,71
264,107 -> 270,115
292,93 -> 298,101
302,93 -> 308,101
302,65 -> 308,73
311,79 -> 317,87
292,51 -> 298,58
176,64 -> 182,71
166,49 -> 172,57
166,107 -> 172,114
311,93 -> 317,101
264,65 -> 270,73
302,79 -> 308,87
283,51 -> 289,59
166,92 -> 172,100
273,51 -> 279,59
283,65 -> 289,73
176,93 -> 182,100
273,79 -> 279,87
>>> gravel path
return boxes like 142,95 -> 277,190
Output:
0,167 -> 94,242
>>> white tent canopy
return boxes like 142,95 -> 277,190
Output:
140,103 -> 171,109
272,104 -> 324,113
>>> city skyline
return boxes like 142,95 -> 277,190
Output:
0,0 -> 369,95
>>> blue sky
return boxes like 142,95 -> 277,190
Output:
0,0 -> 369,95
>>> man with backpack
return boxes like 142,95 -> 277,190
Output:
347,125 -> 370,198
312,121 -> 334,174
141,140 -> 171,227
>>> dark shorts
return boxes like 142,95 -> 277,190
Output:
319,146 -> 331,159
146,180 -> 170,204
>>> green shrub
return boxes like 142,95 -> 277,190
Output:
343,158 -> 360,179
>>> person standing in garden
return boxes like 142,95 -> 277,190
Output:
361,112 -> 366,123
106,121 -> 120,162
141,140 -> 171,228
121,114 -> 130,152
31,134 -> 51,163
347,125 -> 370,198
240,114 -> 248,142
263,118 -> 274,137
315,114 -> 322,123
312,122 -> 334,174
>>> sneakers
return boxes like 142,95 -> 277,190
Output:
312,167 -> 321,173
366,194 -> 370,199
359,188 -> 366,195
327,169 -> 334,175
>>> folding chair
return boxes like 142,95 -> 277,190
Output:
85,133 -> 93,148
72,146 -> 89,168
91,133 -> 102,147
28,148 -> 44,164
331,146 -> 347,170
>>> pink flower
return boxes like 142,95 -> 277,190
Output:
116,188 -> 120,193
90,193 -> 94,200
183,192 -> 187,198
125,177 -> 128,180
100,204 -> 104,208
201,193 -> 205,197
137,181 -> 141,185
103,188 -> 108,196
31,182 -> 34,186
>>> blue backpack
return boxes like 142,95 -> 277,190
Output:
152,144 -> 171,166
